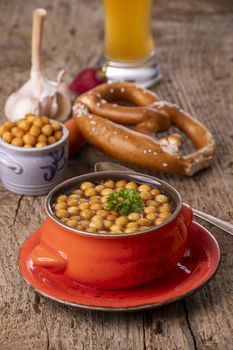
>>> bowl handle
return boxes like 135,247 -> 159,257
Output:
180,203 -> 193,227
31,243 -> 67,272
0,151 -> 23,174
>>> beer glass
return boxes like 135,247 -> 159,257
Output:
102,0 -> 162,87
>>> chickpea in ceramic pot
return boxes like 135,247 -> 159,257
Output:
0,114 -> 63,148
53,179 -> 173,234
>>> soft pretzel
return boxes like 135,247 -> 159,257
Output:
72,82 -> 215,176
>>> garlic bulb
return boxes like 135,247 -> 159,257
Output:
5,8 -> 71,122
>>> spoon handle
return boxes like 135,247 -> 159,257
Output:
192,208 -> 233,236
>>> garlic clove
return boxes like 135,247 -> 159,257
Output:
55,91 -> 72,122
4,8 -> 71,123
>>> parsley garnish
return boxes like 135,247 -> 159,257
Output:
106,188 -> 144,216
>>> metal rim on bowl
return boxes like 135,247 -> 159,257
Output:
46,171 -> 183,238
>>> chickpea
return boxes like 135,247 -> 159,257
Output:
69,215 -> 80,221
146,212 -> 157,221
127,212 -> 140,221
57,195 -> 68,203
90,203 -> 102,211
84,188 -> 96,197
151,188 -> 161,197
103,220 -> 113,229
138,184 -> 152,192
146,200 -> 160,208
96,210 -> 109,218
116,196 -> 124,203
67,207 -> 79,215
51,121 -> 62,131
80,209 -> 94,219
103,203 -> 110,210
88,227 -> 97,233
56,209 -> 68,218
26,114 -> 36,123
41,116 -> 50,124
11,127 -> 25,138
54,131 -> 63,141
159,211 -> 171,219
144,206 -> 157,214
54,202 -> 67,210
115,216 -> 128,227
110,224 -> 123,233
124,227 -> 136,234
101,195 -> 109,204
126,222 -> 138,228
79,202 -> 89,210
78,220 -> 90,228
69,194 -> 80,199
18,120 -> 31,131
101,188 -> 113,196
139,226 -> 150,231
37,135 -> 48,144
66,219 -> 78,228
89,219 -> 103,230
115,180 -> 127,187
140,191 -> 153,200
61,217 -> 68,223
73,189 -> 82,195
80,182 -> 94,190
107,214 -> 118,221
95,184 -> 105,192
33,118 -> 44,128
89,197 -> 101,204
36,142 -> 47,148
125,182 -> 137,190
104,180 -> 115,189
155,194 -> 169,203
3,121 -> 14,131
137,218 -> 151,226
67,199 -> 79,206
159,204 -> 171,212
0,125 -> 5,136
41,124 -> 53,137
24,144 -> 33,148
11,137 -> 24,147
30,126 -> 41,137
76,224 -> 87,231
154,217 -> 165,226
23,134 -> 37,146
2,131 -> 13,143
48,136 -> 57,145
91,215 -> 103,222
79,198 -> 87,203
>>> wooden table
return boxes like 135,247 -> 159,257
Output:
1,0 -> 233,349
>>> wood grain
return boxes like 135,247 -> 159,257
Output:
0,0 -> 233,349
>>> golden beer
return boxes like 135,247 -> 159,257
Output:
103,0 -> 155,63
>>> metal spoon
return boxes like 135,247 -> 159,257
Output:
94,161 -> 233,236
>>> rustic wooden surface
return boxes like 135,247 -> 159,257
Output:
0,0 -> 233,349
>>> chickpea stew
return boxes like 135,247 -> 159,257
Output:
0,115 -> 63,148
52,179 -> 174,234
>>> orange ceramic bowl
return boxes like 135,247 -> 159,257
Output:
31,171 -> 193,290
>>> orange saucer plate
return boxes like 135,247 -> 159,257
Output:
18,222 -> 220,312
